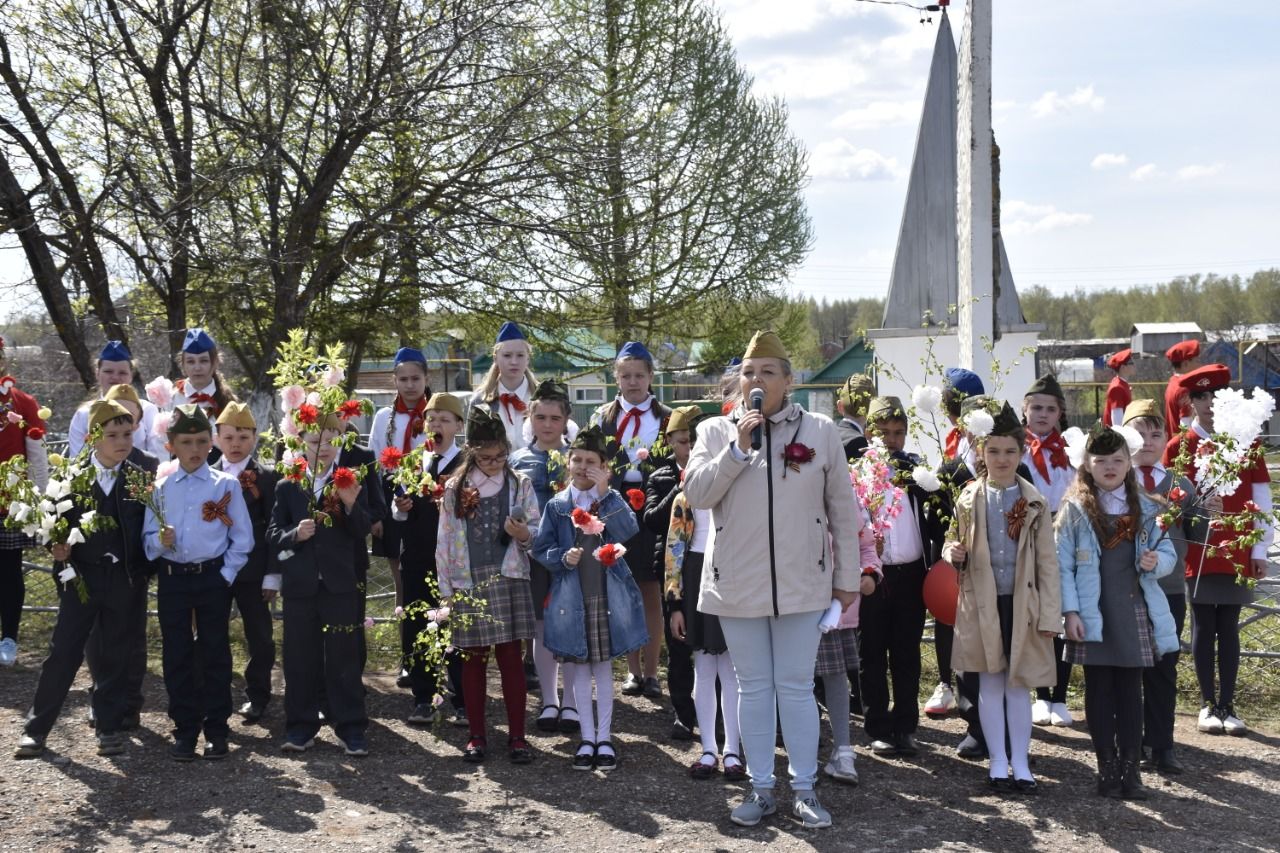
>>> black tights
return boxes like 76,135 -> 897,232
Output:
1035,636 -> 1071,704
0,548 -> 24,641
1191,603 -> 1242,707
1084,665 -> 1143,755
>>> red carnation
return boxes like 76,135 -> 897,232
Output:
338,400 -> 363,421
26,427 -> 44,441
1244,500 -> 1261,513
286,457 -> 308,482
1157,517 -> 1169,531
571,507 -> 594,528
380,447 -> 405,471
626,488 -> 645,511
332,466 -> 358,491
1168,486 -> 1187,503
295,403 -> 318,425
594,542 -> 626,567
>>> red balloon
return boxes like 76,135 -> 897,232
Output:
924,559 -> 959,626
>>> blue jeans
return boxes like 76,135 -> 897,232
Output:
720,610 -> 824,791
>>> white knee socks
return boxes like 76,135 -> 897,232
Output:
573,660 -> 615,745
978,670 -> 1034,781
693,651 -> 742,759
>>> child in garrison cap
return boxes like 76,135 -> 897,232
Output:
14,401 -> 151,759
472,321 -> 538,453
213,402 -> 281,723
1104,349 -> 1135,427
68,341 -> 166,458
1163,339 -> 1201,441
144,404 -> 253,762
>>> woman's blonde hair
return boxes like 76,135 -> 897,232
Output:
475,339 -> 537,402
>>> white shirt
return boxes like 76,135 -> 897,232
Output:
221,457 -> 249,478
369,404 -> 428,458
1099,484 -> 1129,515
313,462 -> 335,500
880,494 -> 924,565
490,377 -> 531,452
1024,434 -> 1076,514
570,484 -> 602,511
92,454 -> 121,495
173,380 -> 217,412
614,396 -> 660,483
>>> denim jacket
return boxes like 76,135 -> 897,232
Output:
532,489 -> 648,660
1056,493 -> 1179,656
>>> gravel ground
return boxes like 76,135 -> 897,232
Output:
1,653 -> 1277,853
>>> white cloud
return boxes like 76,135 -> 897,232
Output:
810,140 -> 902,181
831,100 -> 918,130
1176,162 -> 1225,180
1002,200 -> 1093,236
1031,84 -> 1105,118
1129,163 -> 1162,181
751,56 -> 869,102
1091,152 -> 1129,170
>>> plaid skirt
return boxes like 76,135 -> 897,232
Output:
558,593 -> 613,665
0,531 -> 34,551
450,561 -> 536,648
1064,599 -> 1154,668
815,627 -> 860,677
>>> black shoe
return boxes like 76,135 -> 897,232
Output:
894,733 -> 920,756
119,712 -> 141,732
203,738 -> 229,760
535,704 -> 561,733
987,776 -> 1014,794
15,734 -> 46,758
957,734 -> 987,760
86,706 -> 97,729
97,733 -> 126,757
620,674 -> 643,696
1096,751 -> 1123,799
670,720 -> 694,741
524,662 -> 540,694
396,670 -> 412,689
572,741 -> 595,771
870,739 -> 897,756
594,741 -> 617,771
1120,750 -> 1148,800
170,739 -> 198,762
238,701 -> 266,723
508,737 -> 533,765
1154,748 -> 1184,775
463,737 -> 486,763
1013,778 -> 1038,795
557,707 -> 581,734
641,676 -> 663,699
1139,747 -> 1155,771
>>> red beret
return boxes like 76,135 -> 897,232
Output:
1178,363 -> 1230,393
1106,348 -> 1132,370
1165,339 -> 1200,363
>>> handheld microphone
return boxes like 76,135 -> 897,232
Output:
749,389 -> 765,451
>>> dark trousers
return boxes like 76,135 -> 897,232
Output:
26,565 -> 146,737
859,559 -> 927,739
283,581 -> 367,740
1084,664 -> 1143,755
231,577 -> 276,707
1035,637 -> 1071,704
86,577 -> 150,715
157,570 -> 234,741
401,562 -> 463,709
934,621 -> 954,686
956,671 -> 986,744
0,547 -> 24,641
663,598 -> 696,729
1191,602 -> 1242,707
1143,593 -> 1185,750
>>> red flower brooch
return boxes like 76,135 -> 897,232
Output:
782,442 -> 815,473
626,488 -> 645,511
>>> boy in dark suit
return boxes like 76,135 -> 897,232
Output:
269,413 -> 374,756
15,401 -> 152,758
214,402 -> 281,722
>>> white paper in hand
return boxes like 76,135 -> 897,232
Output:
57,567 -> 77,583
818,599 -> 843,634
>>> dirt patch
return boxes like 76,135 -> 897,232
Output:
1,656 -> 1277,852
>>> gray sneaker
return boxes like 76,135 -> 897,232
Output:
823,746 -> 859,785
793,792 -> 832,829
730,790 -> 776,827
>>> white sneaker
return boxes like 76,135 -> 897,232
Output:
1220,706 -> 1248,737
1031,699 -> 1052,726
924,683 -> 955,717
1049,702 -> 1074,727
0,638 -> 16,667
1198,705 -> 1224,734
823,746 -> 859,785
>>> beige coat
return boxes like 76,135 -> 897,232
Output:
684,403 -> 861,618
950,476 -> 1062,688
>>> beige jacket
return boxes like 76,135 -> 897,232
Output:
950,475 -> 1062,688
684,404 -> 861,618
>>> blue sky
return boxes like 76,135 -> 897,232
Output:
715,0 -> 1280,302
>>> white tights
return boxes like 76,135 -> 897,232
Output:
693,650 -> 741,761
532,621 -> 575,709
978,670 -> 1034,781
573,660 -> 615,750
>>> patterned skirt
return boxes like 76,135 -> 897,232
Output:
0,531 -> 34,551
815,627 -> 860,677
1064,600 -> 1154,668
558,593 -> 613,665
450,561 -> 536,649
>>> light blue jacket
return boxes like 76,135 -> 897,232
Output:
532,489 -> 648,660
1056,493 -> 1179,657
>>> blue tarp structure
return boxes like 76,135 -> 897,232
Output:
1203,340 -> 1280,391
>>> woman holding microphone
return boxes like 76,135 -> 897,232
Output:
684,331 -> 866,830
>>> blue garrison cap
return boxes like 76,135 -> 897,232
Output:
617,341 -> 653,364
393,346 -> 427,367
181,328 -> 216,354
495,321 -> 526,344
944,367 -> 984,398
99,340 -> 132,362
